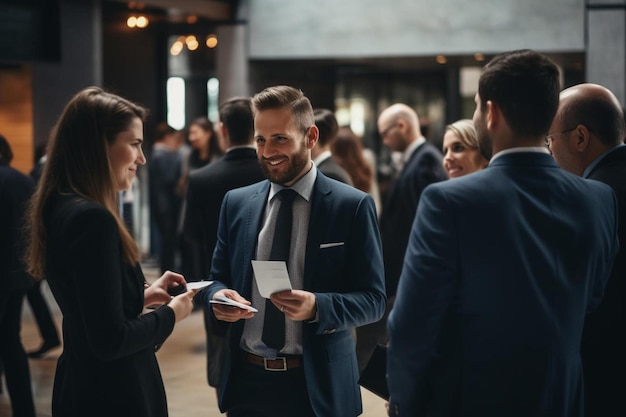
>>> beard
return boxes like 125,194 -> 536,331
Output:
259,143 -> 310,185
474,116 -> 493,160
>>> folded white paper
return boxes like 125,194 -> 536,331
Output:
186,281 -> 214,291
251,260 -> 293,298
209,295 -> 258,312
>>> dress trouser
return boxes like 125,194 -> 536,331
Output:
0,291 -> 36,417
26,279 -> 60,345
226,351 -> 315,417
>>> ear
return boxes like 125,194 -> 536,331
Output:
306,125 -> 319,150
573,124 -> 590,152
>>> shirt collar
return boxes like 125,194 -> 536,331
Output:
582,144 -> 626,178
313,149 -> 332,165
403,137 -> 426,163
268,161 -> 317,203
490,146 -> 549,163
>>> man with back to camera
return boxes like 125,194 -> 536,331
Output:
547,82 -> 626,417
182,96 -> 266,394
356,102 -> 447,372
312,108 -> 353,185
202,85 -> 386,417
387,50 -> 619,417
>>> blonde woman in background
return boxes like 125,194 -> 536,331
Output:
442,119 -> 490,178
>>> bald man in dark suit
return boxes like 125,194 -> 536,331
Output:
548,82 -> 626,417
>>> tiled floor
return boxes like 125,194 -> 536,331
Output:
0,264 -> 387,417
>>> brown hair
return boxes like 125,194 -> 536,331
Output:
331,127 -> 372,193
25,86 -> 147,279
251,85 -> 314,134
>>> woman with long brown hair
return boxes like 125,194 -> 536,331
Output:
25,86 -> 196,417
331,126 -> 382,215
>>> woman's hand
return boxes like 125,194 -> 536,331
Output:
144,270 -> 187,308
168,290 -> 197,322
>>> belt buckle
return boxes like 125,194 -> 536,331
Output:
264,357 -> 287,371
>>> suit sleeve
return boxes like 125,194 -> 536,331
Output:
314,194 -> 386,332
65,207 -> 175,361
587,187 -> 620,313
387,185 -> 457,416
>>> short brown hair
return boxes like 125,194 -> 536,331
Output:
251,85 -> 314,133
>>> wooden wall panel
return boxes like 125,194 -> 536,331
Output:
0,66 -> 33,175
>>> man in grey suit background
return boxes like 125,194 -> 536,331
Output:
203,85 -> 385,416
182,97 -> 266,393
387,50 -> 619,417
312,108 -> 353,185
548,83 -> 626,417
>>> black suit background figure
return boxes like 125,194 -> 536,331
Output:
548,82 -> 626,417
149,122 -> 184,273
182,97 -> 266,391
0,134 -> 37,417
25,149 -> 62,359
356,103 -> 447,372
312,108 -> 353,185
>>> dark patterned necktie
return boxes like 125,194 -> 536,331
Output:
262,189 -> 297,350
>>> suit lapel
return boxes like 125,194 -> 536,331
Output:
241,181 -> 269,297
303,175 -> 333,289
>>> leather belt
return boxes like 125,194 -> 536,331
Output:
244,352 -> 302,371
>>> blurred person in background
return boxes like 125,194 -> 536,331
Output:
441,119 -> 490,178
0,134 -> 37,417
149,122 -> 184,273
24,142 -> 62,359
357,103 -> 447,372
332,126 -> 382,215
312,108 -> 353,185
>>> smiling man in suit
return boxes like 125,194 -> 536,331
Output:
387,50 -> 619,417
547,83 -> 626,417
202,85 -> 386,417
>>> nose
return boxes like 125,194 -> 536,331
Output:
443,148 -> 453,161
137,146 -> 147,165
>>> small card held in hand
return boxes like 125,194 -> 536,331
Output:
358,344 -> 389,400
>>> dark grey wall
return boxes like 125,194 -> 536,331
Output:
32,0 -> 102,148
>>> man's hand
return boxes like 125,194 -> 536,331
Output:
271,290 -> 317,321
212,289 -> 255,322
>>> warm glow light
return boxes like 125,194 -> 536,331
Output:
206,34 -> 218,48
136,16 -> 149,28
436,55 -> 447,64
127,16 -> 137,28
186,35 -> 199,51
170,40 -> 184,56
187,15 -> 198,24
474,53 -> 485,62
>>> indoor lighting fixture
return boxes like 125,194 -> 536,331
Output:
127,15 -> 149,28
206,34 -> 218,48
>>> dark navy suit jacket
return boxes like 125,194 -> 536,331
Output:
387,152 -> 619,417
581,145 -> 626,416
379,141 -> 447,297
204,170 -> 386,417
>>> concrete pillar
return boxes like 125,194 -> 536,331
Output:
586,1 -> 626,105
216,24 -> 249,101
